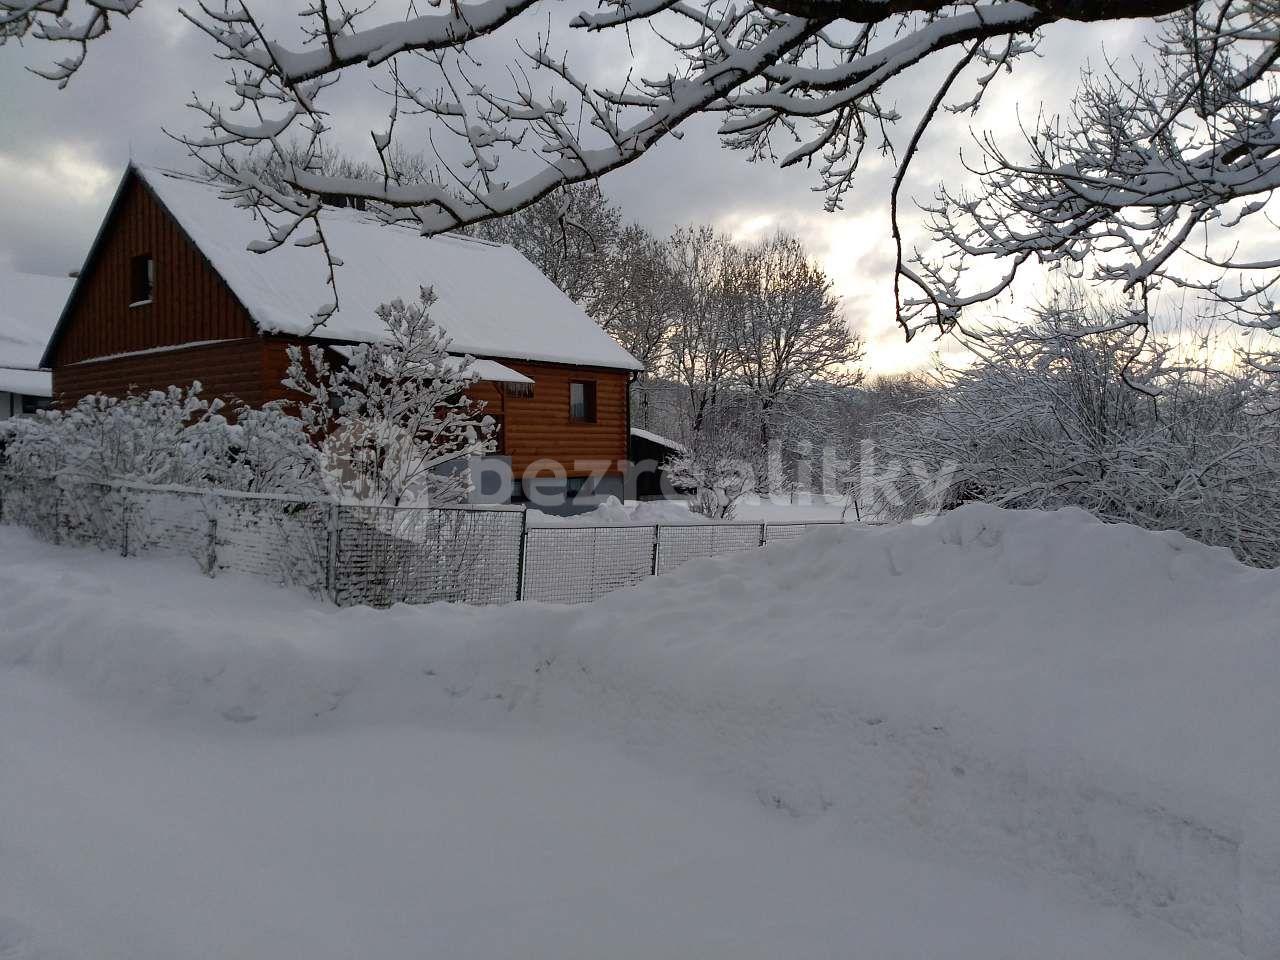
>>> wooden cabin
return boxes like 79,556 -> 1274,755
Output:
41,164 -> 643,501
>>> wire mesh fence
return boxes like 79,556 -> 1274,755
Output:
0,473 -> 844,607
523,525 -> 658,604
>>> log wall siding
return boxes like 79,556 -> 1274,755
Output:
53,339 -> 269,409
258,349 -> 626,476
50,176 -> 256,367
477,360 -> 630,477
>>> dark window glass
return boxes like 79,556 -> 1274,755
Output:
130,254 -> 154,304
565,476 -> 588,498
20,395 -> 52,416
569,380 -> 596,422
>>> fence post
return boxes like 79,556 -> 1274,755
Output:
53,483 -> 64,545
326,501 -> 341,604
652,524 -> 662,576
516,507 -> 529,602
760,522 -> 768,547
120,488 -> 130,558
204,508 -> 218,578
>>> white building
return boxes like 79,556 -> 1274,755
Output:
0,271 -> 75,420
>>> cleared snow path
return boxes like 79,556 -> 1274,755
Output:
0,673 -> 1236,960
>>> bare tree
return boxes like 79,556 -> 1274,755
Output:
598,225 -> 678,429
662,226 -> 739,437
469,182 -> 623,309
725,231 -> 865,448
664,429 -> 756,518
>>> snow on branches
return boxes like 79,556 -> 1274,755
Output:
283,288 -> 496,506
111,0 -> 1201,333
872,291 -> 1280,565
903,3 -> 1280,338
0,384 -> 228,485
0,293 -> 493,506
22,0 -> 1280,342
0,0 -> 143,87
664,432 -> 755,519
0,383 -> 326,495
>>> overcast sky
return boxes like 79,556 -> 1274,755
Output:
0,3 -> 1152,373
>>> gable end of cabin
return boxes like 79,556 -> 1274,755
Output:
48,169 -> 272,408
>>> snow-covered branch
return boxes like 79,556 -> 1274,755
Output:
0,0 -> 142,86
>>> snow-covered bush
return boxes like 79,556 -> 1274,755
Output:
0,382 -> 325,499
0,384 -> 228,485
284,288 -> 496,506
209,404 -> 325,496
873,300 -> 1280,566
664,434 -> 754,519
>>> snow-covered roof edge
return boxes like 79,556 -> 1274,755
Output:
0,368 -> 52,397
630,427 -> 684,452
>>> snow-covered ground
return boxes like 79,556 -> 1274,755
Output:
0,674 -> 1225,960
528,494 -> 854,525
1,505 -> 1277,958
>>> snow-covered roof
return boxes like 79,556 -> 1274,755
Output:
0,270 -> 75,375
135,166 -> 643,371
0,368 -> 51,398
629,426 -> 684,452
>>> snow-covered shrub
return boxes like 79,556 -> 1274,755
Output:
873,300 -> 1280,566
0,383 -> 323,498
284,288 -> 496,506
664,433 -> 754,519
213,405 -> 325,496
1,384 -> 228,485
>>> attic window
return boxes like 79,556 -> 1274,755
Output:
129,254 -> 154,305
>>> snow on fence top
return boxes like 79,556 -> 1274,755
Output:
134,165 -> 644,371
0,269 -> 74,393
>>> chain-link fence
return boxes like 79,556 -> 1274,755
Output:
0,474 -> 843,607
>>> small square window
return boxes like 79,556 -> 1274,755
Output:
130,254 -> 154,305
569,380 -> 596,423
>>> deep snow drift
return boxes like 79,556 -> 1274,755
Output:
1,504 -> 1278,957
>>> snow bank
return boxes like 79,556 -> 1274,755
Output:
527,495 -> 708,525
2,505 -> 1278,955
527,494 -> 853,525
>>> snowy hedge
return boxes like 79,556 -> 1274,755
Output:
871,300 -> 1280,566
